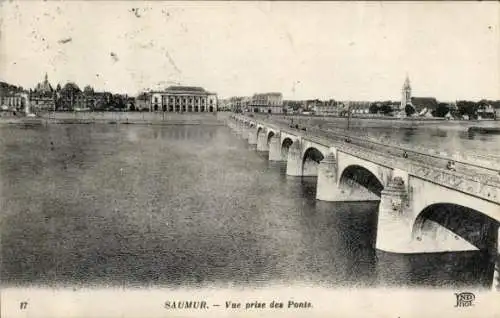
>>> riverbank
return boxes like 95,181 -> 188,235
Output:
259,114 -> 500,131
0,112 -> 228,126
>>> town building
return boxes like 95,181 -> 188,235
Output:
477,104 -> 497,120
282,100 -> 304,114
85,92 -> 113,111
241,96 -> 252,112
135,92 -> 151,111
150,86 -> 218,112
311,100 -> 338,116
29,73 -> 56,112
125,96 -> 135,111
216,98 -> 231,111
56,82 -> 85,111
476,100 -> 500,120
0,82 -> 26,112
411,97 -> 439,117
249,92 -> 283,113
344,101 -> 371,115
228,96 -> 251,113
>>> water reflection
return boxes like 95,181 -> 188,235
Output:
376,250 -> 493,289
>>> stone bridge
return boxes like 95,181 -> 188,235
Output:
227,114 -> 500,291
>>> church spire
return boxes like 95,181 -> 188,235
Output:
401,73 -> 412,112
44,72 -> 48,83
403,73 -> 410,89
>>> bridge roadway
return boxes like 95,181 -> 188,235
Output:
227,114 -> 500,291
253,113 -> 500,177
250,114 -> 500,187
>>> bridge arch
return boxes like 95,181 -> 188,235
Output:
281,138 -> 294,161
267,130 -> 275,145
339,164 -> 384,198
302,147 -> 325,176
412,203 -> 500,252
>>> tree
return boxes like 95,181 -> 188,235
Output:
456,100 -> 478,119
57,82 -> 82,110
62,82 -> 81,95
111,95 -> 126,110
369,103 -> 380,114
432,103 -> 450,117
83,85 -> 94,95
405,104 -> 416,117
379,102 -> 393,116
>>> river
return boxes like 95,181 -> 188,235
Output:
0,122 -> 494,289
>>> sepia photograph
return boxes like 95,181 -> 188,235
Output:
0,1 -> 499,317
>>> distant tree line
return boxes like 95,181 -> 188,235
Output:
367,99 -> 499,119
369,101 -> 396,116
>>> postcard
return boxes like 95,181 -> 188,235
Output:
0,1 -> 499,317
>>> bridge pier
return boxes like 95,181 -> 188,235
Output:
236,122 -> 245,136
375,177 -> 413,253
316,153 -> 343,201
286,142 -> 302,176
241,126 -> 249,140
257,130 -> 269,152
376,177 -> 480,254
248,130 -> 257,145
234,123 -> 242,136
268,135 -> 282,161
302,159 -> 319,176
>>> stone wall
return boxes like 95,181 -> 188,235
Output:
33,111 -> 223,125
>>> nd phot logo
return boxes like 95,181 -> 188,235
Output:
454,292 -> 475,307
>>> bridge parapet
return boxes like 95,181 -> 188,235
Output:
246,115 -> 500,181
252,114 -> 500,172
408,164 -> 500,204
232,114 -> 500,204
322,126 -> 500,172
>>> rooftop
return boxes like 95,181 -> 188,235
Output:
253,92 -> 282,97
166,86 -> 206,92
150,86 -> 216,95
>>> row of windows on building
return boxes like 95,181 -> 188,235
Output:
150,92 -> 218,112
0,96 -> 24,108
152,96 -> 214,106
151,104 -> 216,112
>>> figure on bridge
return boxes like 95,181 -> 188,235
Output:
446,160 -> 456,171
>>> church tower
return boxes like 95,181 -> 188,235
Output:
401,74 -> 411,110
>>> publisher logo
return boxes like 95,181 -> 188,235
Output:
455,292 -> 475,307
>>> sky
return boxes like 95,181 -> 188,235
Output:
0,1 -> 499,101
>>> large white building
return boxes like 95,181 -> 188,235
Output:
150,86 -> 217,112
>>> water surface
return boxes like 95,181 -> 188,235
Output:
0,123 -> 492,288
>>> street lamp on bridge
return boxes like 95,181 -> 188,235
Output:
346,101 -> 352,131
